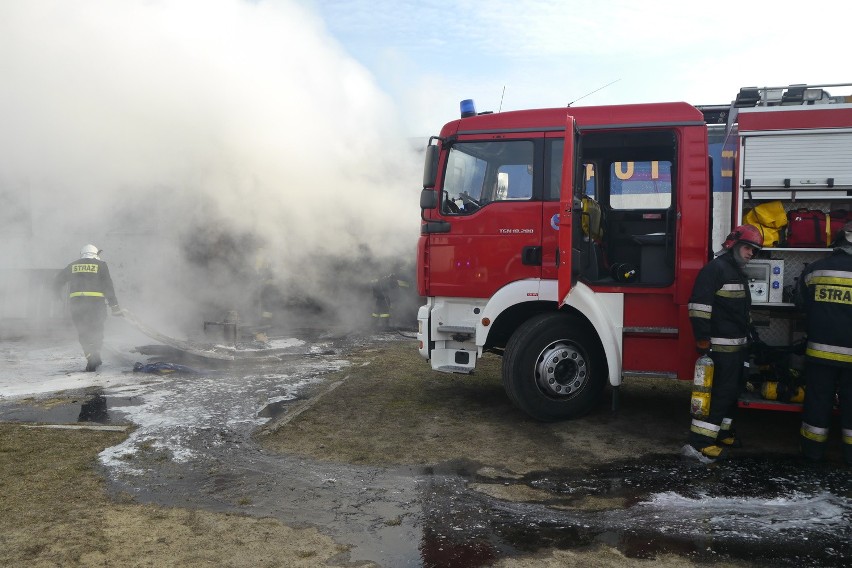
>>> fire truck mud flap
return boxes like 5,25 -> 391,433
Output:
502,312 -> 607,421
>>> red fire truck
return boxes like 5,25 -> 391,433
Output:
416,83 -> 852,421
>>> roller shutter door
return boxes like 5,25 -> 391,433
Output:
741,131 -> 852,189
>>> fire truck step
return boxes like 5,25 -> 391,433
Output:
436,325 -> 476,334
435,365 -> 475,374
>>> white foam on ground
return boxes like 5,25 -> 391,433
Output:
1,335 -> 347,477
0,340 -> 146,398
266,338 -> 306,349
628,490 -> 850,538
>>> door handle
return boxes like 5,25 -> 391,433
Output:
522,246 -> 542,266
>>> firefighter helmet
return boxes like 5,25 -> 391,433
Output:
722,224 -> 763,251
80,244 -> 101,259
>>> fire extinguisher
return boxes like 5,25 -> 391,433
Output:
691,352 -> 714,418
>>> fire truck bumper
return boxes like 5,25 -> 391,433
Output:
417,299 -> 480,374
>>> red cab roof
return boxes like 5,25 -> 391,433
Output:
441,102 -> 704,136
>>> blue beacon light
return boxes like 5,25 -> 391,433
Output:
460,99 -> 477,118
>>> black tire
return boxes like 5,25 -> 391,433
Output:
502,312 -> 607,421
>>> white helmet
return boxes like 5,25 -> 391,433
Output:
80,244 -> 101,259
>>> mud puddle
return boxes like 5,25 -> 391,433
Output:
449,454 -> 851,567
0,392 -> 140,424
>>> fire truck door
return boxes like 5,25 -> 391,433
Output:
426,136 -> 543,299
558,115 -> 579,306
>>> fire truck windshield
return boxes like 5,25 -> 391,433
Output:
441,140 -> 534,215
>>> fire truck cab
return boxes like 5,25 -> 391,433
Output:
416,86 -> 852,421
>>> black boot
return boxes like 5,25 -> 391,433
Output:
719,430 -> 743,448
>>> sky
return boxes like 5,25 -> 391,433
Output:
0,0 -> 849,332
304,0 -> 850,135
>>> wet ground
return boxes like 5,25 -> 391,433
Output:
1,330 -> 850,567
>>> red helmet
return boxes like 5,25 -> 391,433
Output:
722,224 -> 764,250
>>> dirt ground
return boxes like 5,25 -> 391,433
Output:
258,340 -> 807,472
1,337 -> 823,567
0,424 -> 351,567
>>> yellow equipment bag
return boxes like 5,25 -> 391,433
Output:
744,201 -> 787,248
744,210 -> 781,247
752,200 -> 788,229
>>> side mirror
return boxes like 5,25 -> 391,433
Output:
420,188 -> 450,232
420,188 -> 437,210
422,144 -> 439,189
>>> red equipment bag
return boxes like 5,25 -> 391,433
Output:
786,209 -> 827,247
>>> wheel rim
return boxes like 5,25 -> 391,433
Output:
535,341 -> 588,398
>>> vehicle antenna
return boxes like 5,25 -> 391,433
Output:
567,79 -> 621,107
498,85 -> 506,112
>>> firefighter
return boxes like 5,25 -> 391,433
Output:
55,244 -> 123,371
371,272 -> 411,329
796,220 -> 852,465
683,224 -> 764,463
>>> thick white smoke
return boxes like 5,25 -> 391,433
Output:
0,0 -> 422,335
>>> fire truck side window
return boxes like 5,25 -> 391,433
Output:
441,140 -> 534,215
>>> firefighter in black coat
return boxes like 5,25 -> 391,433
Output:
55,244 -> 123,371
371,273 -> 411,329
683,224 -> 763,463
797,220 -> 852,465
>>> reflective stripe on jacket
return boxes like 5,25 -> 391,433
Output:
798,249 -> 852,368
55,257 -> 118,307
688,251 -> 752,346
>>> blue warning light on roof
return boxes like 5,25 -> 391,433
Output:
460,99 -> 477,118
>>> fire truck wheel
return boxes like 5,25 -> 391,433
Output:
502,312 -> 606,421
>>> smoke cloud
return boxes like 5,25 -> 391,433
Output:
0,0 -> 422,335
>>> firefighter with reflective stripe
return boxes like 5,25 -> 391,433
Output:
54,244 -> 123,372
371,272 -> 410,329
796,220 -> 852,465
682,224 -> 763,463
